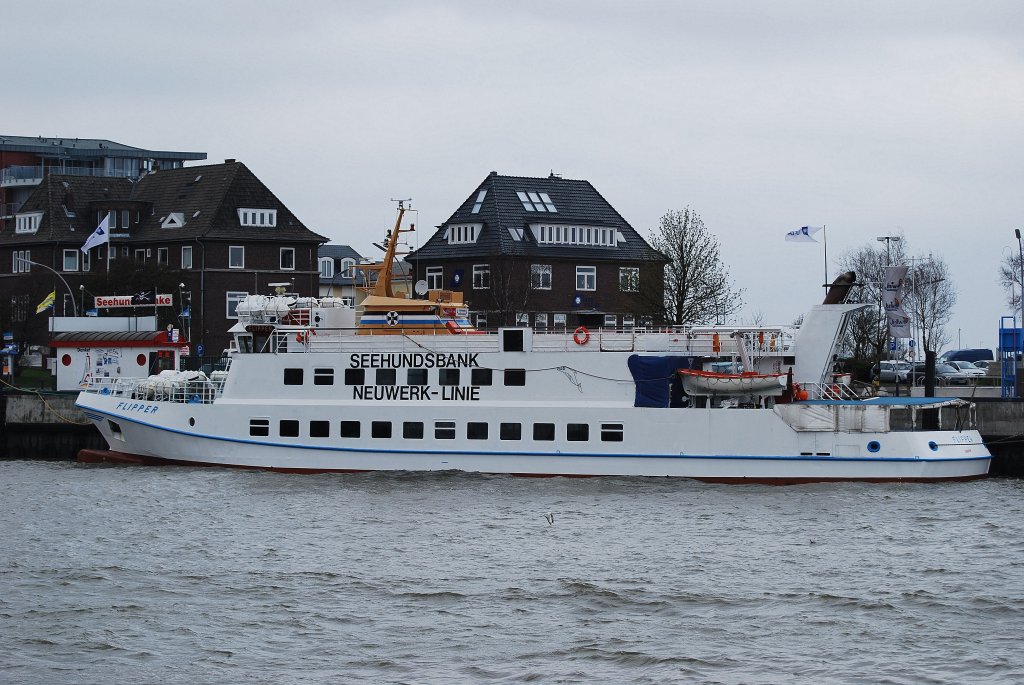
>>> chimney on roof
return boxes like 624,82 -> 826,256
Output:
225,159 -> 236,164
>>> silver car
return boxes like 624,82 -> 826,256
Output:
873,361 -> 911,383
946,360 -> 986,378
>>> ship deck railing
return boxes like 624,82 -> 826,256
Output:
260,326 -> 797,357
80,366 -> 230,404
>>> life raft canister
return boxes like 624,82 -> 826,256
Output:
573,326 -> 590,345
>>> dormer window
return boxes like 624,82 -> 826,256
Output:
238,208 -> 277,227
516,191 -> 557,212
447,223 -> 481,244
530,224 -> 616,247
341,258 -> 355,278
319,257 -> 334,279
161,212 -> 185,229
15,212 -> 42,234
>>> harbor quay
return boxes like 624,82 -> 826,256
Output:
3,390 -> 1023,478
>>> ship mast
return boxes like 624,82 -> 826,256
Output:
369,199 -> 414,299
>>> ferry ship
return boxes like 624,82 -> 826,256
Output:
75,206 -> 990,483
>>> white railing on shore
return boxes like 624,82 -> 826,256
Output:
81,369 -> 229,404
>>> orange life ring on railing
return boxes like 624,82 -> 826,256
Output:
573,326 -> 590,345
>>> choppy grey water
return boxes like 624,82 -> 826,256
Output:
2,461 -> 1024,685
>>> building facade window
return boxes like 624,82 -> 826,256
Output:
553,313 -> 567,328
134,249 -> 146,262
530,264 -> 552,290
341,258 -> 355,278
280,247 -> 295,270
62,249 -> 79,272
157,247 -> 169,265
426,266 -> 443,290
604,314 -> 617,327
531,223 -> 614,247
229,246 -> 245,269
474,313 -> 487,329
472,264 -> 490,289
182,246 -> 193,269
619,267 -> 639,292
12,250 -> 31,273
238,208 -> 277,227
576,265 -> 596,291
535,313 -> 548,329
226,291 -> 248,319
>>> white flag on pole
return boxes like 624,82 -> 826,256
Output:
81,215 -> 110,253
784,226 -> 824,243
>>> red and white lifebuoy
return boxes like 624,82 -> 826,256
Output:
573,326 -> 590,345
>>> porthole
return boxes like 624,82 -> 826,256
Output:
928,441 -> 939,452
189,417 -> 195,427
867,441 -> 881,453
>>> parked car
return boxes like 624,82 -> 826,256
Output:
871,360 -> 912,383
946,360 -> 986,377
972,360 -> 993,371
910,362 -> 970,385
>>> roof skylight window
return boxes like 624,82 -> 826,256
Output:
471,190 -> 486,214
517,190 -> 557,213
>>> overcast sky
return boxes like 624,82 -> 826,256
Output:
8,1 -> 1023,350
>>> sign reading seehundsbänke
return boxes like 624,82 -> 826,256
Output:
94,291 -> 174,308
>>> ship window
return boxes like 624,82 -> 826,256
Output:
435,421 -> 456,439
310,420 -> 330,438
376,368 -> 397,386
601,423 -> 624,442
283,368 -> 303,385
280,420 -> 300,437
371,421 -> 392,439
504,369 -> 526,386
502,329 -> 524,351
249,418 -> 270,437
407,368 -> 427,385
403,422 -> 424,439
340,421 -> 360,438
313,368 -> 334,385
500,423 -> 521,440
439,369 -> 460,386
567,423 -> 589,441
467,422 -> 488,440
344,368 -> 365,385
534,423 -> 555,441
108,420 -> 123,437
471,368 -> 493,386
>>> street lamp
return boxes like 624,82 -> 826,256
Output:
876,235 -> 902,266
17,257 -> 78,316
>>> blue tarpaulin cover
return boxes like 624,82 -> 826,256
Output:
627,355 -> 698,408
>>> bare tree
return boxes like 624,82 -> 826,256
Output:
906,256 -> 956,353
486,255 -> 533,328
648,208 -> 743,325
999,248 -> 1023,318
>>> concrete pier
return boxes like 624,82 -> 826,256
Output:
2,389 -> 1023,476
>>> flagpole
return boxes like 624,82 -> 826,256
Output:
823,224 -> 828,287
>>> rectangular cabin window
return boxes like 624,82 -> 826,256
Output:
313,368 -> 334,386
533,423 -> 555,441
504,369 -> 526,386
407,368 -> 427,385
310,421 -> 330,438
601,423 -> 624,442
435,421 -> 456,440
471,368 -> 493,386
439,369 -> 460,386
403,422 -> 424,439
567,423 -> 589,441
344,368 -> 365,385
371,421 -> 392,439
283,368 -> 303,385
500,423 -> 521,440
376,368 -> 397,386
280,420 -> 300,438
467,422 -> 488,440
249,418 -> 270,437
340,421 -> 360,438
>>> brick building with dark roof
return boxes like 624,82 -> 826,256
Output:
2,161 -> 325,356
406,171 -> 667,330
